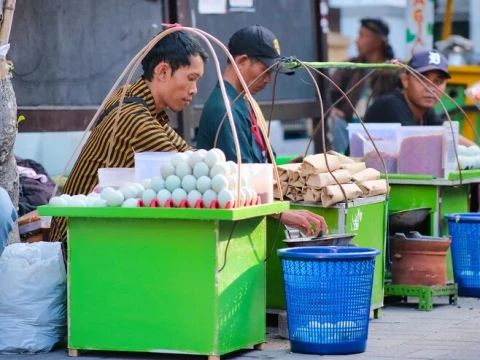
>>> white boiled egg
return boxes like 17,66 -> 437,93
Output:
86,197 -> 98,207
187,151 -> 205,168
249,189 -> 258,203
210,163 -> 230,178
141,178 -> 152,190
193,162 -> 210,179
127,183 -> 145,198
160,163 -> 176,179
227,175 -> 238,191
151,176 -> 165,192
172,188 -> 187,207
104,190 -> 124,207
59,194 -> 71,202
204,150 -> 221,169
101,187 -> 116,200
93,199 -> 108,207
211,148 -> 226,162
197,149 -> 208,156
119,185 -> 138,200
202,189 -> 217,208
196,176 -> 212,194
211,174 -> 229,193
142,189 -> 157,207
175,162 -> 192,179
226,161 -> 237,175
165,175 -> 182,192
157,189 -> 172,207
87,192 -> 100,198
217,189 -> 235,209
72,194 -> 88,203
187,190 -> 203,208
181,175 -> 197,193
241,187 -> 251,203
49,196 -> 68,207
170,153 -> 188,167
121,198 -> 139,208
68,197 -> 87,207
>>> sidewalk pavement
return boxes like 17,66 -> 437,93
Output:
6,297 -> 480,360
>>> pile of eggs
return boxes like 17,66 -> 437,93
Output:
48,148 -> 259,209
457,145 -> 480,170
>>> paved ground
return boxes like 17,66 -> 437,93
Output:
6,296 -> 480,360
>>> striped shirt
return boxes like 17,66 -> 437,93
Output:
50,76 -> 192,241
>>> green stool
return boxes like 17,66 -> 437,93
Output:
384,283 -> 458,311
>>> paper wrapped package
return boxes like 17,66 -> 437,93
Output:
352,168 -> 381,183
306,169 -> 352,188
277,163 -> 301,182
327,150 -> 356,164
273,180 -> 289,199
300,154 -> 341,176
341,162 -> 367,175
321,183 -> 363,207
304,188 -> 322,202
358,180 -> 390,197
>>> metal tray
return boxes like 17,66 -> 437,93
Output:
283,233 -> 356,247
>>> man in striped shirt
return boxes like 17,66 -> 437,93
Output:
49,30 -> 208,241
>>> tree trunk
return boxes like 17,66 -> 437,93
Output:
0,76 -> 19,244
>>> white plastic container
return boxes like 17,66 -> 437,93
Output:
363,140 -> 398,174
239,163 -> 273,204
134,152 -> 175,182
396,126 -> 444,177
98,168 -> 135,190
347,123 -> 402,158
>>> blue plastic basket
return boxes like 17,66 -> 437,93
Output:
445,213 -> 480,297
277,246 -> 380,355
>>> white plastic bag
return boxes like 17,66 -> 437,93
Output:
0,242 -> 67,354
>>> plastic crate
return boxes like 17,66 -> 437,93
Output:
277,246 -> 380,355
445,213 -> 480,297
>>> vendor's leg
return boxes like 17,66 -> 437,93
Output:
0,187 -> 17,255
332,117 -> 349,154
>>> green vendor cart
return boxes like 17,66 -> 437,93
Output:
38,202 -> 289,360
266,195 -> 387,319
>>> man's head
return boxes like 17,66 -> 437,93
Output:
227,25 -> 290,95
401,50 -> 450,110
356,18 -> 394,60
142,30 -> 208,112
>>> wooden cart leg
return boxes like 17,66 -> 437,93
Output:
68,349 -> 80,357
253,342 -> 266,350
208,355 -> 220,360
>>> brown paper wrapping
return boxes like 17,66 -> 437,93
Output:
352,168 -> 381,184
300,154 -> 341,176
273,180 -> 289,199
327,150 -> 356,164
320,183 -> 363,207
306,169 -> 352,188
304,188 -> 322,202
341,162 -> 367,175
358,180 -> 390,197
277,163 -> 301,182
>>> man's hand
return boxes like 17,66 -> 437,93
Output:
273,210 -> 328,237
330,107 -> 346,123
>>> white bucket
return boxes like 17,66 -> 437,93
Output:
134,152 -> 175,182
98,168 -> 135,190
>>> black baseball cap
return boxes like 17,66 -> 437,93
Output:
228,25 -> 293,75
361,18 -> 389,37
408,50 -> 451,78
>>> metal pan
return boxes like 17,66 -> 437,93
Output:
388,207 -> 431,234
283,233 -> 356,247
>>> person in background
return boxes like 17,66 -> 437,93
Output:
364,50 -> 475,147
50,28 -> 327,241
196,25 -> 328,236
0,187 -> 17,256
329,18 -> 400,154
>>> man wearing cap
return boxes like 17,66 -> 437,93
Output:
365,50 -> 474,148
329,18 -> 400,154
196,25 -> 292,164
196,25 -> 328,236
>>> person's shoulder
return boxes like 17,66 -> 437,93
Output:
374,89 -> 404,105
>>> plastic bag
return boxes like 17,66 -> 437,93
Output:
0,242 -> 67,354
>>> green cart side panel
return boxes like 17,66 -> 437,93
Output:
67,217 -> 219,353
217,219 -> 266,355
387,185 -> 438,213
266,199 -> 387,311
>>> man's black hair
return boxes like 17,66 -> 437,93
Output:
142,30 -> 208,81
